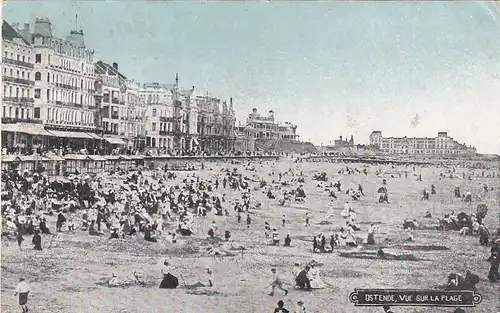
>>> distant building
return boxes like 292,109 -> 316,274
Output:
369,131 -> 477,156
322,135 -> 365,155
246,108 -> 299,141
234,123 -> 256,152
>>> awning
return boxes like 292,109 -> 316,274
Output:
104,137 -> 126,145
1,123 -> 52,136
85,133 -> 103,140
47,130 -> 93,139
1,124 -> 20,132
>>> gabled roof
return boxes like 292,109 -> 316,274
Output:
2,21 -> 31,46
95,61 -> 127,80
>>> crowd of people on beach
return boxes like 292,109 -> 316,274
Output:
1,155 -> 499,312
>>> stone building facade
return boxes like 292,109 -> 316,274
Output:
369,131 -> 477,156
1,21 -> 38,150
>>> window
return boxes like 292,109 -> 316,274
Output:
22,71 -> 25,78
15,108 -> 19,118
48,55 -> 51,65
16,70 -> 19,78
35,54 -> 41,63
34,108 -> 40,119
22,56 -> 25,62
35,72 -> 41,81
16,87 -> 19,97
9,69 -> 12,77
152,122 -> 157,131
47,73 -> 50,82
47,89 -> 50,101
21,108 -> 25,119
152,108 -> 157,117
34,89 -> 41,99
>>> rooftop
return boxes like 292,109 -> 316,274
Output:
2,21 -> 31,46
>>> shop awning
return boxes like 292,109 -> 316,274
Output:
85,133 -> 103,140
1,123 -> 52,136
1,124 -> 20,132
47,130 -> 93,139
104,137 -> 126,145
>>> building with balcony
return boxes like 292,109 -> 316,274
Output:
94,61 -> 145,150
13,18 -> 98,151
140,82 -> 176,152
196,95 -> 236,153
1,21 -> 38,150
369,131 -> 477,156
246,108 -> 299,141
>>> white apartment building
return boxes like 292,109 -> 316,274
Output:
16,18 -> 97,137
125,79 -> 146,149
95,61 -> 124,137
140,82 -> 175,150
2,21 -> 35,122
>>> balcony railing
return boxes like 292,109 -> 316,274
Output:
103,130 -> 119,135
103,96 -> 110,103
2,117 -> 42,124
159,116 -> 175,122
55,101 -> 84,107
2,57 -> 34,69
159,130 -> 167,136
119,100 -> 125,105
3,76 -> 35,86
55,83 -> 78,90
2,97 -> 35,104
110,114 -> 119,119
112,98 -> 119,104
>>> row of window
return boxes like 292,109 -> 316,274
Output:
149,122 -> 174,132
46,107 -> 94,126
2,105 -> 33,119
49,40 -> 93,62
33,88 -> 94,106
35,52 -> 94,76
3,66 -> 31,80
3,51 -> 32,64
3,85 -> 32,99
102,121 -> 144,134
381,149 -> 467,154
34,71 -> 94,91
146,136 -> 173,149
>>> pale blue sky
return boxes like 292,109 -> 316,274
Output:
3,1 -> 500,154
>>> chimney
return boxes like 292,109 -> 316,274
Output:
112,62 -> 118,71
340,136 -> 343,141
252,108 -> 257,114
24,23 -> 30,31
230,97 -> 233,106
191,85 -> 195,91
